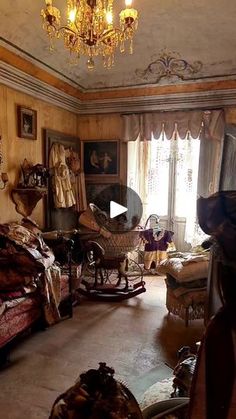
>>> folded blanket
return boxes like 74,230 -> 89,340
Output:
159,256 -> 209,283
0,223 -> 55,270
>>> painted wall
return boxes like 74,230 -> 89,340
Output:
1,84 -> 236,227
0,85 -> 78,226
225,108 -> 236,124
78,109 -> 236,184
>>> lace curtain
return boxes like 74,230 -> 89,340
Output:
128,138 -> 150,221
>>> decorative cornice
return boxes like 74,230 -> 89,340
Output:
0,44 -> 84,98
1,60 -> 236,114
0,61 -> 83,113
0,38 -> 85,92
81,89 -> 236,114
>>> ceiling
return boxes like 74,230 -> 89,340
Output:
1,0 -> 236,92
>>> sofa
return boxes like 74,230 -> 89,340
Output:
0,220 -> 81,365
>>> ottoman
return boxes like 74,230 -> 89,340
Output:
158,254 -> 209,326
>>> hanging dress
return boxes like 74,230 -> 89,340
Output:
49,143 -> 76,208
66,148 -> 87,211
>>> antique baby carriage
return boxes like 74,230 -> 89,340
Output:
77,204 -> 146,301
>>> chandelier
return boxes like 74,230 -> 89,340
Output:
41,0 -> 138,70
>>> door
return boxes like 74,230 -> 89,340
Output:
128,136 -> 200,251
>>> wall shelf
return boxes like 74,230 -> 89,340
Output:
11,188 -> 47,217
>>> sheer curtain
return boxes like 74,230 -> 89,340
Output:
174,136 -> 203,246
128,136 -> 170,221
127,137 -> 150,221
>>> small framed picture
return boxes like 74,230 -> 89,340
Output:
82,140 -> 119,178
17,106 -> 37,140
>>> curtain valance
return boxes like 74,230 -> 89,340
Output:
122,110 -> 224,142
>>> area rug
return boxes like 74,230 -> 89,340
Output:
139,377 -> 174,410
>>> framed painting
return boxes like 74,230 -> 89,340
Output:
86,182 -> 120,205
86,182 -> 122,218
17,106 -> 37,140
82,140 -> 119,178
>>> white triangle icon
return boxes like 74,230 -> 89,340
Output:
110,201 -> 128,219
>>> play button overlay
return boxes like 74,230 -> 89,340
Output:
110,201 -> 127,219
88,184 -> 143,233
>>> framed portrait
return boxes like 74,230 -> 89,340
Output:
86,182 -> 120,206
17,106 -> 37,140
82,140 -> 119,178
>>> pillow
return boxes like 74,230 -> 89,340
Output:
158,257 -> 209,283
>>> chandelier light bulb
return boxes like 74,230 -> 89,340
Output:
106,11 -> 113,25
125,0 -> 133,6
68,7 -> 77,23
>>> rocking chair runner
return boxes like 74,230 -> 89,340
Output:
79,232 -> 146,301
77,204 -> 146,300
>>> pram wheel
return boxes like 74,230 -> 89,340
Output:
124,257 -> 143,283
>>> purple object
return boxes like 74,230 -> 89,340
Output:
141,229 -> 174,251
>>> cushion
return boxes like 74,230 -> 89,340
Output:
158,256 -> 209,283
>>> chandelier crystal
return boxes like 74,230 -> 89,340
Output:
41,0 -> 138,70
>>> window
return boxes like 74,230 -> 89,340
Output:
128,135 -> 201,250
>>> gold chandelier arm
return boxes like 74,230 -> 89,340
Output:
58,26 -> 77,35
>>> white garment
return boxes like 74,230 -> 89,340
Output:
49,143 -> 76,208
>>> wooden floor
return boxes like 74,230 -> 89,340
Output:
0,277 -> 204,418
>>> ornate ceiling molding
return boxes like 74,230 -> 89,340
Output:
1,60 -> 236,114
0,61 -> 82,113
135,50 -> 203,83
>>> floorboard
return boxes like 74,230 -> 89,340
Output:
0,277 -> 204,418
